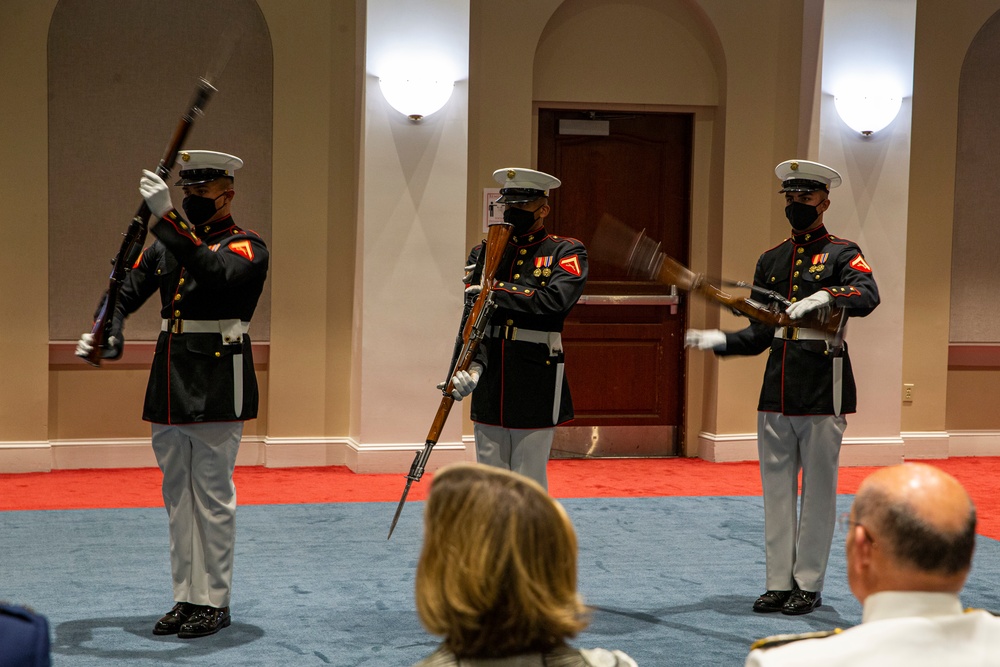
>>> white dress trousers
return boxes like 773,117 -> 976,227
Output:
151,422 -> 242,608
474,423 -> 554,490
756,412 -> 846,592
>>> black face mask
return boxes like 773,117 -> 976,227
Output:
503,206 -> 539,235
784,200 -> 821,231
182,192 -> 226,225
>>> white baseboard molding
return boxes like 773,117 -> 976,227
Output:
2,431 -> 996,474
900,431 -> 950,459
945,430 -> 1000,457
698,432 -> 906,466
0,437 -> 270,472
696,432 -> 758,463
698,430 -> 1000,466
259,436 -> 474,473
0,441 -> 52,473
0,436 -> 473,474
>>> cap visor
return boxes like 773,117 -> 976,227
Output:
496,188 -> 544,204
496,194 -> 540,204
779,178 -> 828,193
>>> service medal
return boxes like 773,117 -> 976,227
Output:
535,256 -> 554,277
533,268 -> 542,277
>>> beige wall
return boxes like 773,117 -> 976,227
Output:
351,0 -> 471,468
258,0 -> 356,443
4,0 -> 1000,472
815,0 -> 914,448
699,0 -> 804,439
1,0 -> 56,467
906,0 -> 1000,434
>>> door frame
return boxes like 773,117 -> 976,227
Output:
532,101 -> 721,457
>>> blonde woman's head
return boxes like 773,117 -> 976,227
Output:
415,462 -> 587,658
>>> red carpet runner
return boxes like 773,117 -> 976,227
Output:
2,457 -> 998,538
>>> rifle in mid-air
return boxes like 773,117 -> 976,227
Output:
387,220 -> 514,538
592,214 -> 846,336
81,26 -> 241,366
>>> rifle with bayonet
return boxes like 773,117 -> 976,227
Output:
387,220 -> 514,538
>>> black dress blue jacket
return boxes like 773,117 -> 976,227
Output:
467,226 -> 587,428
110,211 -> 269,424
720,224 -> 879,416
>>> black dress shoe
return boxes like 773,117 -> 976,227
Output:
752,590 -> 792,613
152,602 -> 198,635
177,605 -> 231,638
782,589 -> 822,615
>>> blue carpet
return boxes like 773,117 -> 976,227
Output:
2,496 -> 999,666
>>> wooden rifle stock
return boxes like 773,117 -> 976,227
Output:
83,78 -> 216,366
655,252 -> 845,335
388,222 -> 514,538
597,216 -> 843,335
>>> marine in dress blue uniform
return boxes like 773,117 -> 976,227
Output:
77,150 -> 268,638
686,160 -> 879,615
451,168 -> 587,490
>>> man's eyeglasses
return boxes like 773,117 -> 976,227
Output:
837,511 -> 875,544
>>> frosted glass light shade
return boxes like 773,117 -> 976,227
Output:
834,94 -> 902,136
378,77 -> 454,121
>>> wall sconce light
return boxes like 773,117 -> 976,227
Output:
378,77 -> 454,121
834,93 -> 902,136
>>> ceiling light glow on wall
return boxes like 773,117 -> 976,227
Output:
834,93 -> 902,136
379,77 -> 454,121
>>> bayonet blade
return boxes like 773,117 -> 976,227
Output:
387,478 -> 414,539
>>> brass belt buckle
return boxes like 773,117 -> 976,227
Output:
170,319 -> 183,334
786,326 -> 799,341
504,325 -> 518,340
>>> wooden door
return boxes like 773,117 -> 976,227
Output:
538,109 -> 692,457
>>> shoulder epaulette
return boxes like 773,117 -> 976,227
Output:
750,628 -> 842,651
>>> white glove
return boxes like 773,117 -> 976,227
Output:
75,332 -> 121,360
450,363 -> 483,401
684,329 -> 726,351
464,283 -> 482,298
139,169 -> 174,218
785,290 -> 833,320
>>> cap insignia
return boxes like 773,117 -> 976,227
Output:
181,152 -> 190,162
507,169 -> 516,179
790,162 -> 799,170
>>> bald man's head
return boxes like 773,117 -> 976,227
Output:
853,463 -> 976,578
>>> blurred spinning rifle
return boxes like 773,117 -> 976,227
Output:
591,214 -> 847,340
82,31 -> 240,366
387,220 -> 514,539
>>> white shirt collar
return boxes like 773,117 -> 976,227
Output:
862,591 -> 963,624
